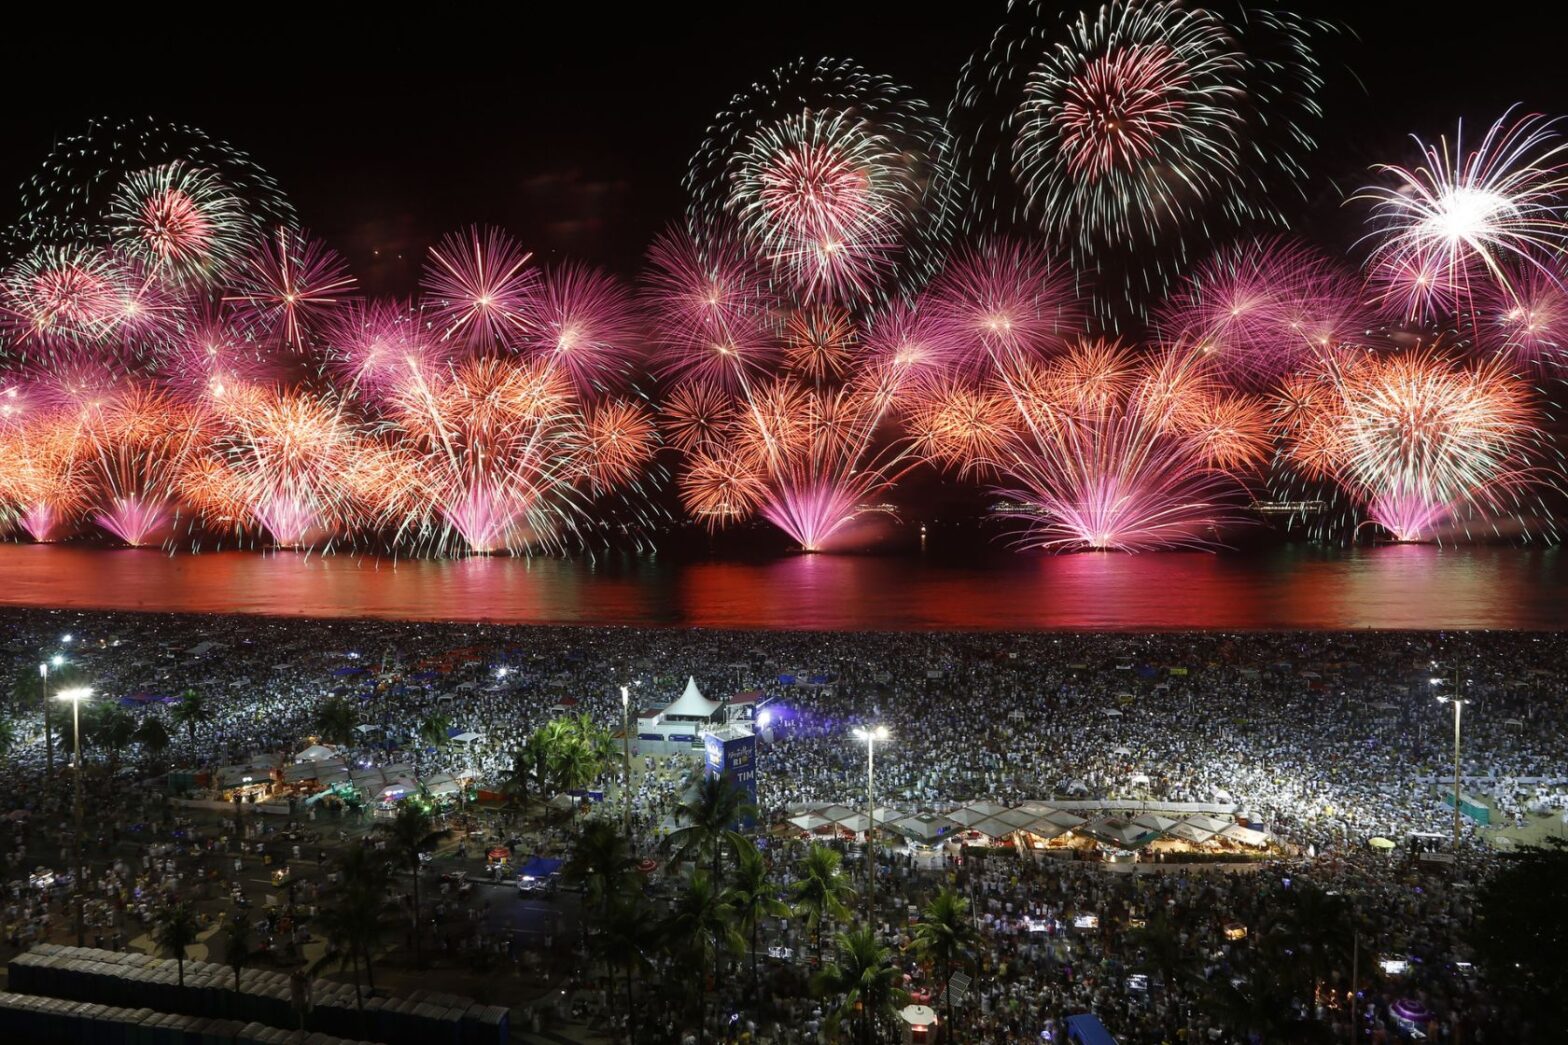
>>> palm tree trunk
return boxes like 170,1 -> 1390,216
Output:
363,940 -> 377,992
750,918 -> 760,1005
350,946 -> 363,1012
411,861 -> 423,968
177,956 -> 184,987
942,957 -> 954,1043
624,961 -> 637,1045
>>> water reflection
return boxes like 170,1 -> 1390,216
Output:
0,543 -> 1560,630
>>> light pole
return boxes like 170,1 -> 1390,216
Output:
40,654 -> 64,778
621,685 -> 634,848
58,685 -> 92,946
1435,668 -> 1469,853
852,725 -> 890,921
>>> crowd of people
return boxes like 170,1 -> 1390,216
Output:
2,609 -> 1564,1041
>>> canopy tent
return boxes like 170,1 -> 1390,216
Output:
971,806 -> 1040,838
451,731 -> 484,746
662,676 -> 722,720
1220,823 -> 1269,847
518,856 -> 563,879
294,744 -> 336,763
887,813 -> 954,843
1083,817 -> 1155,850
788,812 -> 831,832
1111,746 -> 1133,756
1130,812 -> 1180,836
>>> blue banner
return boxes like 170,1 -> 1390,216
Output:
704,731 -> 757,830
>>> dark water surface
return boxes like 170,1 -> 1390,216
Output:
0,542 -> 1564,630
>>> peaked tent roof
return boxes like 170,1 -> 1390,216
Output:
663,676 -> 722,720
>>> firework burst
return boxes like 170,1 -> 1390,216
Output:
688,57 -> 961,304
950,0 -> 1330,308
224,228 -> 357,350
1358,108 -> 1568,315
1274,350 -> 1554,542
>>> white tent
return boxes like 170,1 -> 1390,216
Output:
1220,823 -> 1268,847
788,812 -> 831,832
451,731 -> 484,746
662,676 -> 721,721
1130,812 -> 1180,835
295,744 -> 336,763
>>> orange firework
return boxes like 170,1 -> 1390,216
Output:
583,399 -> 659,489
781,305 -> 857,381
906,381 -> 1018,476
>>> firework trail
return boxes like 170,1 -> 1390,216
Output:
421,226 -> 538,350
688,57 -> 962,305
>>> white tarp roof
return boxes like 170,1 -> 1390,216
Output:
1221,823 -> 1268,847
1130,812 -> 1180,834
662,676 -> 721,720
295,744 -> 337,763
452,732 -> 484,745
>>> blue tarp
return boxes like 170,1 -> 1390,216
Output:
517,857 -> 563,878
777,675 -> 797,685
332,667 -> 366,677
1065,1014 -> 1118,1045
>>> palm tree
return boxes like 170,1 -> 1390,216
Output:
1127,909 -> 1192,994
332,843 -> 392,995
154,903 -> 200,987
662,775 -> 758,885
415,712 -> 453,775
222,914 -> 252,991
375,802 -> 451,968
594,893 -> 659,1045
500,749 -> 538,816
814,925 -> 908,1045
724,841 -> 790,1006
911,887 -> 979,1036
790,844 -> 856,967
316,873 -> 387,1014
315,696 -> 359,746
170,689 -> 213,743
1269,882 -> 1354,998
134,717 -> 171,767
663,870 -> 742,1045
562,818 -> 636,918
87,704 -> 136,771
1198,952 -> 1335,1045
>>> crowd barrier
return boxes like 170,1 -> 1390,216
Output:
7,946 -> 508,1045
0,989 -> 380,1044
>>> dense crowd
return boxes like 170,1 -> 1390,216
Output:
2,610 -> 1565,1042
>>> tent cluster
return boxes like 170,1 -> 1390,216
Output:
783,798 -> 1269,855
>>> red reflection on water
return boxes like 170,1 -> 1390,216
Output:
0,543 -> 1560,630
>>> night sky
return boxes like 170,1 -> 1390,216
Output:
3,2 -> 1568,290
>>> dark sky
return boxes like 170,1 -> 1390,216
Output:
4,2 -> 1568,290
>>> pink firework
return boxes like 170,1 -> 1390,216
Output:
857,301 -> 960,403
524,263 -> 643,394
224,228 -> 357,350
1365,246 -> 1467,323
421,225 -> 537,349
81,385 -> 205,546
924,240 -> 1084,378
643,227 -> 779,389
1157,238 -> 1366,389
326,298 -> 438,402
1475,261 -> 1568,374
998,405 -> 1245,552
1,244 -> 124,346
156,307 -> 277,409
